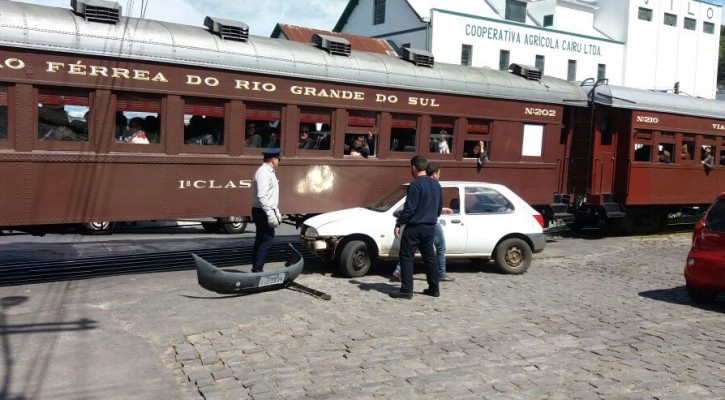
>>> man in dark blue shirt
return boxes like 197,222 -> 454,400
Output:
390,155 -> 443,299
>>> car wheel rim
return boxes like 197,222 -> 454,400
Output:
353,249 -> 368,271
505,246 -> 523,267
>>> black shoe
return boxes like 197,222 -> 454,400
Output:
389,291 -> 413,299
439,275 -> 455,282
422,288 -> 440,297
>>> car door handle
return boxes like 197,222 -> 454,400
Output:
451,219 -> 461,224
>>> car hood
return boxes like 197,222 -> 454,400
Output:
304,207 -> 389,233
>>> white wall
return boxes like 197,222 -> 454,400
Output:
430,10 -> 624,83
341,0 -> 425,38
616,0 -> 721,98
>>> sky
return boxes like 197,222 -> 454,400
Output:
19,0 -> 350,37
16,0 -> 725,37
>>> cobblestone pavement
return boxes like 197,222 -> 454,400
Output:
164,233 -> 725,400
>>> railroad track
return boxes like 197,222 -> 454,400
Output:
0,243 -> 318,287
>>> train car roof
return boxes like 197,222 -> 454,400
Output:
586,83 -> 725,120
0,0 -> 588,107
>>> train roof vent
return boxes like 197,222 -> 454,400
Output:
71,0 -> 121,24
401,47 -> 434,68
509,63 -> 542,80
204,16 -> 249,42
312,34 -> 351,56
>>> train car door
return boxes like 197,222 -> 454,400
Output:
591,112 -> 616,196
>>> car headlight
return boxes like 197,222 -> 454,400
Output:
303,226 -> 319,238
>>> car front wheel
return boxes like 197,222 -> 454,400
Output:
339,240 -> 371,278
494,238 -> 532,274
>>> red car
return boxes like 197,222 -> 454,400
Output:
684,193 -> 725,303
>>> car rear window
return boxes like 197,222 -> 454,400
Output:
705,199 -> 725,232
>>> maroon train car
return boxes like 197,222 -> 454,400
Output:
0,0 -> 587,235
566,80 -> 725,233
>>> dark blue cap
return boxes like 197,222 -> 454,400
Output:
262,148 -> 281,159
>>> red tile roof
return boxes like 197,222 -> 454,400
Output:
271,24 -> 398,56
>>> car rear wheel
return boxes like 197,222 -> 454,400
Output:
339,240 -> 371,278
494,238 -> 532,274
686,285 -> 719,304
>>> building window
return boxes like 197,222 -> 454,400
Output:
535,55 -> 545,74
543,15 -> 553,27
373,0 -> 385,25
505,0 -> 526,23
704,21 -> 715,34
461,44 -> 472,66
567,59 -> 577,81
597,64 -> 606,81
638,7 -> 652,21
664,13 -> 677,27
684,17 -> 696,30
499,50 -> 510,71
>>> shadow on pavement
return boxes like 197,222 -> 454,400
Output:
639,286 -> 725,312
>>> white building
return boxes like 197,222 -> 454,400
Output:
333,0 -> 722,99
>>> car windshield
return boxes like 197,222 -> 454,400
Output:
705,199 -> 725,232
365,185 -> 407,212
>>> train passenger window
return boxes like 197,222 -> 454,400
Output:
430,117 -> 454,154
680,141 -> 694,161
37,89 -> 89,142
245,104 -> 281,152
116,94 -> 161,144
465,118 -> 491,161
464,140 -> 489,162
0,86 -> 7,140
657,144 -> 674,163
299,108 -> 332,151
344,133 -> 376,158
633,143 -> 652,162
183,98 -> 224,146
522,124 -> 543,157
720,150 -> 725,166
390,113 -> 417,153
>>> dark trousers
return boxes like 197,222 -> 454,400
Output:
252,207 -> 276,272
398,223 -> 439,294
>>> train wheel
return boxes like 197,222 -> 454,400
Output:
686,285 -> 718,304
82,221 -> 115,235
339,240 -> 371,278
494,238 -> 531,274
201,221 -> 222,233
220,217 -> 247,234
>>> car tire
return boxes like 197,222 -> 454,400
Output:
221,217 -> 247,234
494,238 -> 532,274
81,221 -> 115,235
339,240 -> 371,278
686,285 -> 719,304
201,221 -> 222,233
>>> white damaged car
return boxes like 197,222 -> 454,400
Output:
300,181 -> 546,277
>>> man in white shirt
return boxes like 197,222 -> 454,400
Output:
251,148 -> 281,272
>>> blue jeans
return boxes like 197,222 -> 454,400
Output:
395,222 -> 447,277
397,223 -> 438,294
